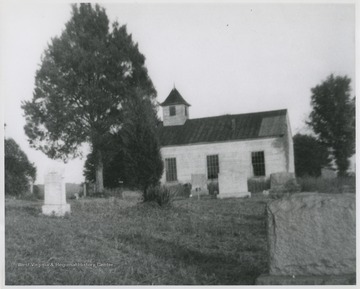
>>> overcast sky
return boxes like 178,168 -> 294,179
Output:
1,2 -> 356,184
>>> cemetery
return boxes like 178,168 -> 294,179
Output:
3,3 -> 355,286
5,167 -> 356,285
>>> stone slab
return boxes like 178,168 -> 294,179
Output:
256,273 -> 356,285
217,191 -> 251,199
270,172 -> 300,193
190,174 -> 208,196
267,193 -> 356,276
218,171 -> 249,199
270,172 -> 296,188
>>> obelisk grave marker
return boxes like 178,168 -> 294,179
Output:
42,167 -> 71,216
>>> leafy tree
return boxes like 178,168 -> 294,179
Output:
83,95 -> 163,196
83,139 -> 126,189
22,4 -> 156,193
5,138 -> 36,196
307,74 -> 355,176
293,133 -> 331,177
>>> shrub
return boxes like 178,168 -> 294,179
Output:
208,181 -> 219,196
144,185 -> 176,206
247,177 -> 270,193
165,183 -> 191,199
33,185 -> 43,200
297,176 -> 355,194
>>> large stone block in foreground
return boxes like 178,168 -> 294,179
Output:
267,193 -> 355,276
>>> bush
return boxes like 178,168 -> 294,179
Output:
297,176 -> 355,194
247,177 -> 270,193
208,181 -> 219,196
33,185 -> 43,200
165,183 -> 191,199
144,185 -> 176,206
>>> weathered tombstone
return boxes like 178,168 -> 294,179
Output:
83,182 -> 87,197
256,193 -> 356,285
218,171 -> 250,199
321,167 -> 337,179
269,172 -> 300,197
42,168 -> 71,216
190,174 -> 208,198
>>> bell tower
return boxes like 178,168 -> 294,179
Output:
160,87 -> 191,126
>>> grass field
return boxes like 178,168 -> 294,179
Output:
5,193 -> 269,285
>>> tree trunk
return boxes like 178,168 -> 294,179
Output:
95,150 -> 104,193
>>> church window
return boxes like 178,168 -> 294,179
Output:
165,158 -> 177,182
170,106 -> 176,116
252,151 -> 265,176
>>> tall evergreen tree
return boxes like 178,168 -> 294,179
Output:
307,74 -> 355,176
121,95 -> 163,197
22,4 -> 156,192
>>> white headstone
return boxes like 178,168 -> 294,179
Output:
218,170 -> 250,199
190,174 -> 208,197
42,168 -> 71,216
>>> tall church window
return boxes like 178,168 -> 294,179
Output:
165,158 -> 177,182
170,106 -> 176,116
252,151 -> 265,176
207,155 -> 219,179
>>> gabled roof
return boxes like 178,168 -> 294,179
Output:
160,88 -> 191,107
158,109 -> 288,147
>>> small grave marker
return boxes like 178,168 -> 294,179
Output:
190,174 -> 208,198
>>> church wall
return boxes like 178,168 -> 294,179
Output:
160,135 -> 293,184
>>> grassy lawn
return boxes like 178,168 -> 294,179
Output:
5,193 -> 269,285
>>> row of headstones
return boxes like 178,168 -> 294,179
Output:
190,171 -> 300,199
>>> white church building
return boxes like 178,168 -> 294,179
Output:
158,88 -> 295,196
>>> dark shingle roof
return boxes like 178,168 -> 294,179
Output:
160,88 -> 191,106
158,109 -> 287,147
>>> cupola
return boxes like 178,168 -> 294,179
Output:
160,87 -> 191,126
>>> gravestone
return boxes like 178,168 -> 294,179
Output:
218,171 -> 250,198
190,174 -> 208,198
42,168 -> 71,216
256,192 -> 356,285
269,172 -> 300,196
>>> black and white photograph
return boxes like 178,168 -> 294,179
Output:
1,0 -> 356,286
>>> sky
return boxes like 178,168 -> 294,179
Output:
1,1 -> 356,184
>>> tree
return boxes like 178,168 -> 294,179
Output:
83,138 -> 126,189
307,74 -> 355,176
22,4 -> 156,193
83,95 -> 164,196
121,95 -> 164,197
293,133 -> 330,177
5,138 -> 36,196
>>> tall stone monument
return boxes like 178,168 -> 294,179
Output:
42,168 -> 71,216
